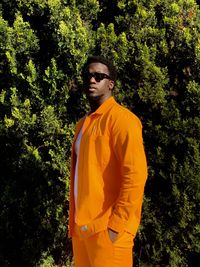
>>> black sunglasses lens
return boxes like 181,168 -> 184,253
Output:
94,73 -> 103,82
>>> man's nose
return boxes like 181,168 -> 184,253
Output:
89,76 -> 96,83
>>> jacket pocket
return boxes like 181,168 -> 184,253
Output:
90,135 -> 110,167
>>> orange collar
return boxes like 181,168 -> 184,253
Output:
89,96 -> 116,116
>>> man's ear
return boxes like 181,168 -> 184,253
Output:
109,80 -> 114,90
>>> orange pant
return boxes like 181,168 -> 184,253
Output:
72,228 -> 134,267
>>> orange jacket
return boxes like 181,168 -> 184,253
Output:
68,97 -> 147,238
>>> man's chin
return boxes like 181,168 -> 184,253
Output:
87,94 -> 101,101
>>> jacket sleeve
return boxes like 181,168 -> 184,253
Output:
107,111 -> 148,235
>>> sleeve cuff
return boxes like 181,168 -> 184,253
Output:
107,213 -> 128,233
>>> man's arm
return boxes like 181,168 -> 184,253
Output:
108,111 -> 148,235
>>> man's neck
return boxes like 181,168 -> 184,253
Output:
89,95 -> 111,113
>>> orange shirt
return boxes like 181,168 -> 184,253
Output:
68,97 -> 147,238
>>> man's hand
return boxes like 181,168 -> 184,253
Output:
107,228 -> 119,243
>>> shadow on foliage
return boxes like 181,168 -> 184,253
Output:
0,130 -> 71,266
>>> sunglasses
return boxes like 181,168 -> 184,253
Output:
83,72 -> 111,83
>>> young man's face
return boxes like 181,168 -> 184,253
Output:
83,62 -> 114,104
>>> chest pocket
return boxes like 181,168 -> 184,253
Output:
81,115 -> 111,168
86,134 -> 111,168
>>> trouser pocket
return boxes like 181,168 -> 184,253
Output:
104,230 -> 134,248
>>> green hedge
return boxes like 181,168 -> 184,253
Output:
0,0 -> 199,266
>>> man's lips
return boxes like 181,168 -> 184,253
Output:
87,86 -> 97,92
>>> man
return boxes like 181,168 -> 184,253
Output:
68,55 -> 147,267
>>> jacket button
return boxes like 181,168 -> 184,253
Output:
80,225 -> 88,231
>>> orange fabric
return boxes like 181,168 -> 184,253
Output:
72,227 -> 134,267
68,96 -> 147,238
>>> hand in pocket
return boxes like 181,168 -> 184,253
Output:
107,228 -> 119,243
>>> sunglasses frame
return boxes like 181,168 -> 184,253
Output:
83,72 -> 111,83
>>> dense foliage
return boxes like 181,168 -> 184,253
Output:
0,0 -> 199,266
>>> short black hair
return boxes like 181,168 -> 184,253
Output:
82,55 -> 117,82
